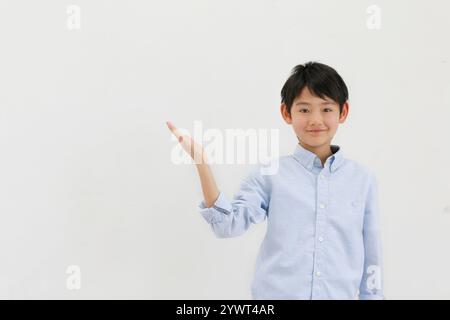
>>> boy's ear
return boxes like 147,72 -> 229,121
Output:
339,101 -> 349,123
280,103 -> 292,124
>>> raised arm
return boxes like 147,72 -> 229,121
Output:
166,121 -> 269,238
166,121 -> 219,208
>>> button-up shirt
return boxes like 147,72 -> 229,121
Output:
198,143 -> 384,300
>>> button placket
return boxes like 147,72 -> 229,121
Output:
312,169 -> 329,296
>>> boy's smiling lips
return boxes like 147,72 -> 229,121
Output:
307,129 -> 327,136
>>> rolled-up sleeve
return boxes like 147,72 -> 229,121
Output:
198,166 -> 269,238
359,171 -> 384,300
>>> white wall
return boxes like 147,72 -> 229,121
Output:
0,0 -> 449,299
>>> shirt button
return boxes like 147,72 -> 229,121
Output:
316,271 -> 322,277
319,203 -> 325,209
318,237 -> 324,242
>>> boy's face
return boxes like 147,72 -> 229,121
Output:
280,87 -> 349,148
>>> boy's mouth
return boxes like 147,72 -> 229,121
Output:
307,130 -> 327,136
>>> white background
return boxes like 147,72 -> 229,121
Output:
0,0 -> 449,299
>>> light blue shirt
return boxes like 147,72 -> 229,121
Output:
198,143 -> 384,300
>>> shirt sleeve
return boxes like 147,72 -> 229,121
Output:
359,171 -> 384,300
197,165 -> 269,238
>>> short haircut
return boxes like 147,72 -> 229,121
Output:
281,62 -> 349,114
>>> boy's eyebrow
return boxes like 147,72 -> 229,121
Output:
295,100 -> 335,106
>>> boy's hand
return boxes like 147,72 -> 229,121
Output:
166,121 -> 207,164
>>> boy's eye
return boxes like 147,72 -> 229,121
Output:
299,108 -> 333,113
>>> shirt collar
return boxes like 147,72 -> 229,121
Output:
292,143 -> 344,173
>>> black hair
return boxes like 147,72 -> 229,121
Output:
280,61 -> 348,115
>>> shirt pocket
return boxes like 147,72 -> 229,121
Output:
350,199 -> 365,229
351,200 -> 364,210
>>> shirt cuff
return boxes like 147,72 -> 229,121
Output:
198,192 -> 233,224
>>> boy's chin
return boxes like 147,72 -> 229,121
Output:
300,137 -> 330,147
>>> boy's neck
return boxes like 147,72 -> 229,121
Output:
298,141 -> 333,167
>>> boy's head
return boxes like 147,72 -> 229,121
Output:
280,61 -> 349,149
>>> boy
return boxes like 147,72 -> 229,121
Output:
167,61 -> 383,300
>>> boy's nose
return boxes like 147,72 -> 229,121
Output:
309,115 -> 323,125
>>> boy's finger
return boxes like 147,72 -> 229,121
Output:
166,121 -> 175,132
166,121 -> 196,149
166,121 -> 181,138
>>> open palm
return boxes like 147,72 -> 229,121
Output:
166,121 -> 206,164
